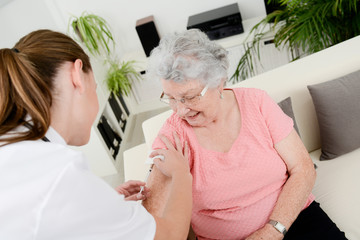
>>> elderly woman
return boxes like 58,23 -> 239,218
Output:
143,29 -> 347,240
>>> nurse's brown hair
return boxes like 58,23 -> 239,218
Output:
0,29 -> 91,146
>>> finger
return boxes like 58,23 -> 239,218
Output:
144,190 -> 151,198
135,192 -> 146,200
125,195 -> 137,201
153,158 -> 164,170
115,185 -> 126,193
119,181 -> 145,195
128,186 -> 145,194
117,181 -> 131,190
159,134 -> 175,151
125,192 -> 144,201
115,185 -> 122,192
149,149 -> 165,158
118,189 -> 130,197
125,187 -> 142,195
116,189 -> 125,195
173,131 -> 182,152
149,150 -> 159,158
142,186 -> 151,194
115,183 -> 127,191
148,152 -> 165,162
125,180 -> 146,187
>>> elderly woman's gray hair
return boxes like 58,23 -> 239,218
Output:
146,29 -> 229,88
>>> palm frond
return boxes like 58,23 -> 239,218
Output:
231,0 -> 360,83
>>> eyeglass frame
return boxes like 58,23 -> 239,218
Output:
159,84 -> 209,106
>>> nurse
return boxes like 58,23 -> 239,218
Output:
0,29 -> 192,239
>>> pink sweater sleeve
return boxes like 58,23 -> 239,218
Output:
152,115 -> 194,168
259,90 -> 294,144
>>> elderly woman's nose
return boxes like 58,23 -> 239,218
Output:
175,104 -> 190,117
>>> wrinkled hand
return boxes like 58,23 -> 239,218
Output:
115,180 -> 150,201
245,224 -> 283,240
150,132 -> 190,178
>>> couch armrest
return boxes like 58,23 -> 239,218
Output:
123,143 -> 149,182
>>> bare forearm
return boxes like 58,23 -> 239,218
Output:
163,173 -> 193,238
143,167 -> 193,240
270,130 -> 317,230
142,167 -> 170,216
269,168 -> 316,230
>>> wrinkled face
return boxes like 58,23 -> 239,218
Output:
161,78 -> 222,127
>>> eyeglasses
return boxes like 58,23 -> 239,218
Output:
160,85 -> 209,107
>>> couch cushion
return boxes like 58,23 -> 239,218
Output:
310,148 -> 360,240
307,70 -> 360,160
277,97 -> 300,136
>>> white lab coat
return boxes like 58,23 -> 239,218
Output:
0,127 -> 156,240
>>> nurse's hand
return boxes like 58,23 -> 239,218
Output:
115,180 -> 150,201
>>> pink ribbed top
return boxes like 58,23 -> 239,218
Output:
153,88 -> 314,239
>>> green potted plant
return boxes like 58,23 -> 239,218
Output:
69,12 -> 114,56
69,12 -> 141,97
231,0 -> 360,83
106,59 -> 142,96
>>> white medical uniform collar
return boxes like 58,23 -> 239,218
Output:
45,127 -> 67,146
22,115 -> 66,146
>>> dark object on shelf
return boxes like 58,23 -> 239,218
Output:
264,0 -> 287,23
120,118 -> 127,132
108,93 -> 125,122
136,15 -> 160,57
108,93 -> 128,132
97,115 -> 122,160
187,3 -> 244,40
116,93 -> 130,116
109,93 -> 129,132
264,0 -> 286,15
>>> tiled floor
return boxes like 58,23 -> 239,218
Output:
102,107 -> 169,188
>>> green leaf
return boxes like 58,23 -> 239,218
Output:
69,12 -> 114,56
231,0 -> 360,84
106,59 -> 142,96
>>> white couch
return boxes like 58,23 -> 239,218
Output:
123,35 -> 360,239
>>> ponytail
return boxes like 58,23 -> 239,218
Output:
0,29 -> 91,145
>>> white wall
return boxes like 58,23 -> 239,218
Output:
47,0 -> 266,54
0,0 -> 59,48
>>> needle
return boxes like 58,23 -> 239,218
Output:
140,164 -> 153,194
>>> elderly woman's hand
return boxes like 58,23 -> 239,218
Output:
115,180 -> 150,201
150,132 -> 190,178
245,224 -> 283,240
